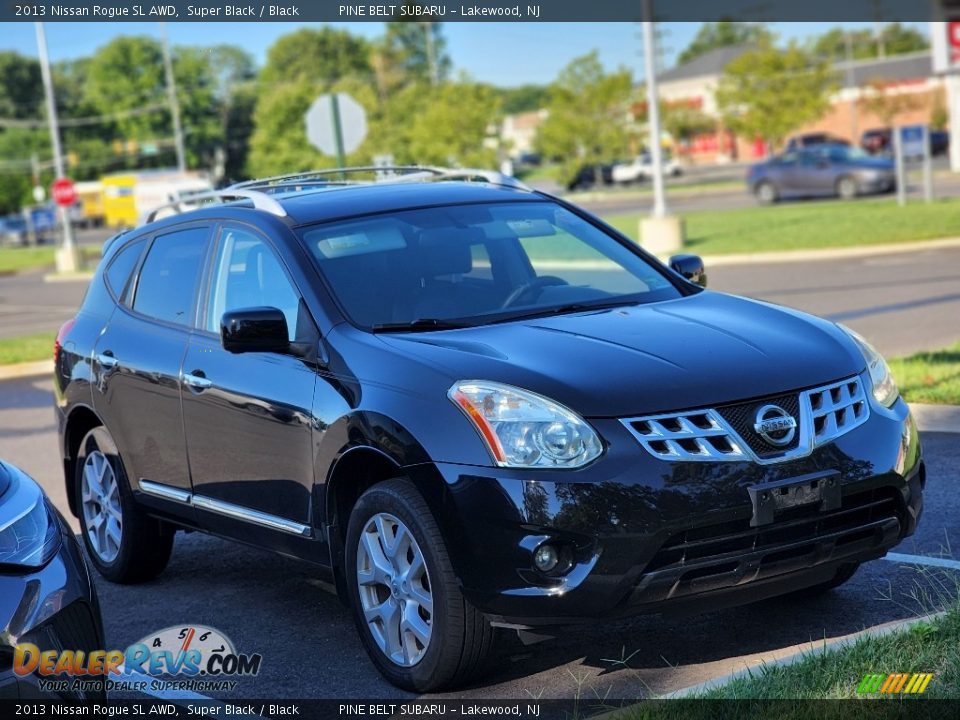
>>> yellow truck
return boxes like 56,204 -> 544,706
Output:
102,170 -> 212,228
74,181 -> 105,227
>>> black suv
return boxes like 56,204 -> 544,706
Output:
54,167 -> 924,691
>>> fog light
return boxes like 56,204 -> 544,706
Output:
533,543 -> 559,573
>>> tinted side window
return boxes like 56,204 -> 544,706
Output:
207,226 -> 300,341
105,238 -> 146,300
133,227 -> 210,326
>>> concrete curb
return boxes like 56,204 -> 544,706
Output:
659,609 -> 948,699
910,403 -> 960,434
43,271 -> 94,283
0,359 -> 53,381
697,237 -> 960,267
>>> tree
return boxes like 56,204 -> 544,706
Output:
660,103 -> 716,144
407,82 -> 498,167
536,52 -> 632,185
716,43 -> 837,152
858,77 -> 922,127
0,51 -> 43,120
812,23 -> 928,61
260,27 -> 372,86
495,84 -> 550,115
677,22 -> 772,65
384,17 -> 451,85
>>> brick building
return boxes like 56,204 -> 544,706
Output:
655,46 -> 944,165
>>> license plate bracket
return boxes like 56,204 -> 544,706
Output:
748,470 -> 841,527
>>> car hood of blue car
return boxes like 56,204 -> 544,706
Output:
377,291 -> 866,418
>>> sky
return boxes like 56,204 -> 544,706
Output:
0,21 -> 930,87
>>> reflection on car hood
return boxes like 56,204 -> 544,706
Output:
380,292 -> 865,417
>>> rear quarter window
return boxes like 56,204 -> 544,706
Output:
132,226 -> 210,327
104,238 -> 146,300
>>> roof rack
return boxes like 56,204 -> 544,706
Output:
140,188 -> 288,225
139,166 -> 530,225
230,165 -> 530,192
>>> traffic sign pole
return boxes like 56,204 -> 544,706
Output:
330,94 -> 347,176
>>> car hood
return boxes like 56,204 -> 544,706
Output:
377,292 -> 865,417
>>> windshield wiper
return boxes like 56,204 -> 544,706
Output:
371,318 -> 470,333
490,299 -> 641,324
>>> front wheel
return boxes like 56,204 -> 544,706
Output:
755,180 -> 778,204
75,426 -> 174,583
344,478 -> 494,691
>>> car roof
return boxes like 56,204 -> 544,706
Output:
271,180 -> 541,226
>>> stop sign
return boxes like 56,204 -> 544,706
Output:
51,177 -> 77,207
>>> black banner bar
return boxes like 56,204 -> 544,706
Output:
0,0 -> 954,24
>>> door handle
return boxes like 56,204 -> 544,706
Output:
95,352 -> 118,369
182,371 -> 212,390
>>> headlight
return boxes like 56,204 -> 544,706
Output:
0,466 -> 61,570
840,326 -> 899,408
449,381 -> 603,468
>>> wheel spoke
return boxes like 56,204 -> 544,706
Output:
408,581 -> 433,616
358,531 -> 393,587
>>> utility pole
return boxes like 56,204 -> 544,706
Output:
638,0 -> 683,254
35,22 -> 79,273
160,22 -> 187,173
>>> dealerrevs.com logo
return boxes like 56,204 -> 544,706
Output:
14,625 -> 262,694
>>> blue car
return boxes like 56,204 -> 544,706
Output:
54,166 -> 922,691
748,144 -> 896,204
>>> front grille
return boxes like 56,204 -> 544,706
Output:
716,393 -> 802,458
804,377 -> 869,445
636,489 -> 901,600
621,375 -> 870,465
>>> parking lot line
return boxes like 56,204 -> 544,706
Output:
882,552 -> 960,571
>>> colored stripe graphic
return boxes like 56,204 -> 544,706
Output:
860,672 -> 934,694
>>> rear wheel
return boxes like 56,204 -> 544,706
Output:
344,478 -> 494,691
75,427 -> 174,583
836,175 -> 859,200
755,181 -> 778,204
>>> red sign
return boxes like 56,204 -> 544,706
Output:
51,177 -> 77,207
949,22 -> 960,64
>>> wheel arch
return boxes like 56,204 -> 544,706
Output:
62,403 -> 104,517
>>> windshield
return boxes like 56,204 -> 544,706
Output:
299,201 -> 682,330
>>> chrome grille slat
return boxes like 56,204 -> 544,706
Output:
621,375 -> 870,465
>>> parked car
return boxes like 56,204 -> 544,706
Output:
55,166 -> 923,692
0,215 -> 28,247
0,460 -> 105,699
748,144 -> 895,203
566,163 -> 613,191
930,130 -> 950,156
785,133 -> 851,152
611,152 -> 683,184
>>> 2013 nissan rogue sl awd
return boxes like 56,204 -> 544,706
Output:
54,168 -> 924,691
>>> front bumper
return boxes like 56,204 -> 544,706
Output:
409,392 -> 922,626
0,508 -> 105,699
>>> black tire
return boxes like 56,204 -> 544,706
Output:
791,562 -> 860,597
755,180 -> 778,204
74,426 -> 174,584
836,175 -> 859,200
344,478 -> 495,691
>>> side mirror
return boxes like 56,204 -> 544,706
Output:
221,307 -> 289,354
669,254 -> 707,288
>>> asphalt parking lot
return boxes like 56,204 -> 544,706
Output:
1,374 -> 957,701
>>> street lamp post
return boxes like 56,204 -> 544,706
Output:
160,22 -> 187,173
639,0 -> 684,255
35,21 -> 80,274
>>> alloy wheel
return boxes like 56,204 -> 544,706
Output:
355,512 -> 433,667
80,450 -> 123,563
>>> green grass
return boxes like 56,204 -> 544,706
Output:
0,246 -> 100,274
604,197 -> 960,255
889,341 -> 960,405
691,608 -> 960,700
0,332 -> 55,365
